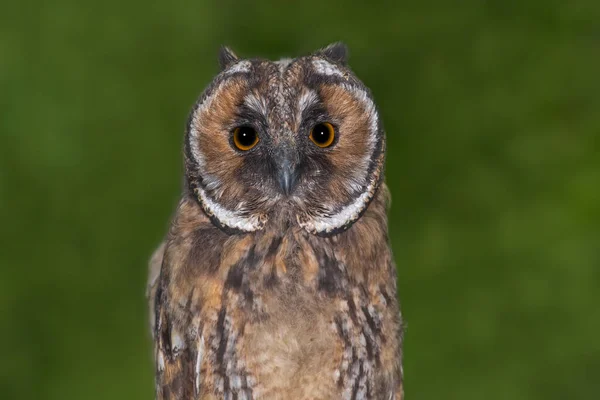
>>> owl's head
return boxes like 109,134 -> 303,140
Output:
184,43 -> 385,236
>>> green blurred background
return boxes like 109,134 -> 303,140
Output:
2,1 -> 599,399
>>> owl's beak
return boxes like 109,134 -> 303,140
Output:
277,158 -> 298,196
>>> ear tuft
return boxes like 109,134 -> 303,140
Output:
218,46 -> 239,70
317,42 -> 349,65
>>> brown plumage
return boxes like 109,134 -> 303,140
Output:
148,43 -> 404,399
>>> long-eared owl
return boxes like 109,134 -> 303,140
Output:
147,43 -> 404,400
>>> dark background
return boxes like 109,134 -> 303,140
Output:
2,1 -> 599,399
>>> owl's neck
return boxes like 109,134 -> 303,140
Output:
170,184 -> 394,297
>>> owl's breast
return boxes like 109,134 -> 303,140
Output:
238,291 -> 342,399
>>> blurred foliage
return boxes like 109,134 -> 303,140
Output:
1,1 -> 599,399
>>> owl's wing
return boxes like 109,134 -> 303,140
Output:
154,285 -> 199,399
150,240 -> 205,400
146,240 -> 166,337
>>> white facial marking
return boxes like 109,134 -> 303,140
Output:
189,87 -> 223,169
189,60 -> 252,166
244,92 -> 269,117
189,60 -> 251,164
303,148 -> 382,234
295,89 -> 318,125
345,83 -> 379,187
194,186 -> 263,232
343,84 -> 379,147
298,89 -> 318,114
317,191 -> 368,231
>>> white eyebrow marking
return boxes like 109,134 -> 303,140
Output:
312,58 -> 344,77
244,92 -> 269,116
298,89 -> 318,114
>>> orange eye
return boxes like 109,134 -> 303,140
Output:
232,126 -> 259,151
309,122 -> 335,148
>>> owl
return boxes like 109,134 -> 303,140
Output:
147,43 -> 404,400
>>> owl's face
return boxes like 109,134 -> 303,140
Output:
184,43 -> 385,235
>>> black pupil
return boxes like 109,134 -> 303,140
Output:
313,124 -> 331,144
236,127 -> 256,147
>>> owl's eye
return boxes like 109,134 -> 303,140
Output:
232,126 -> 259,151
309,122 -> 335,148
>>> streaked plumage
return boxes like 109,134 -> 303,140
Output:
148,43 -> 404,399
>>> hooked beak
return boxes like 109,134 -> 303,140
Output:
276,152 -> 299,196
